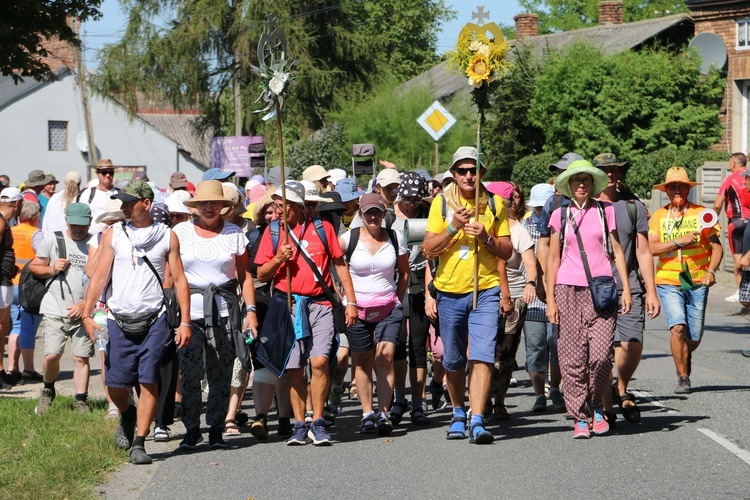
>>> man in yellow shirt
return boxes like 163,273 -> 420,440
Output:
648,167 -> 722,395
422,146 -> 511,444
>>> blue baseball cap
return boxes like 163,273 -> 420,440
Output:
202,168 -> 235,181
335,177 -> 364,202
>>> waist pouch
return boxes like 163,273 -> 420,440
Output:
112,309 -> 160,338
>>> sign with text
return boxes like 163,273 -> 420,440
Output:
210,136 -> 262,177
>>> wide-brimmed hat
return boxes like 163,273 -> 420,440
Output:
318,191 -> 345,212
300,180 -> 329,203
303,165 -> 330,183
549,152 -> 584,173
485,181 -> 515,200
450,146 -> 486,171
95,159 -> 115,170
248,186 -> 277,223
592,153 -> 629,173
555,160 -> 609,198
528,183 -> 555,208
95,198 -> 125,224
220,182 -> 246,216
26,169 -> 55,187
336,178 -> 364,202
653,166 -> 701,192
272,181 -> 305,206
183,180 -> 234,208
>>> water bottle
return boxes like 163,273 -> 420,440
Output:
243,328 -> 256,347
93,310 -> 108,352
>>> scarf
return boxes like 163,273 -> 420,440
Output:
442,182 -> 491,214
121,222 -> 169,259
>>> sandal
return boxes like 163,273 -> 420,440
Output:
446,415 -> 467,440
389,401 -> 406,426
468,419 -> 494,444
492,403 -> 510,421
410,407 -> 430,426
224,419 -> 240,435
349,385 -> 359,400
617,393 -> 641,423
249,414 -> 268,441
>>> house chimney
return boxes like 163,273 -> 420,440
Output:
514,13 -> 539,38
38,16 -> 78,72
599,1 -> 624,25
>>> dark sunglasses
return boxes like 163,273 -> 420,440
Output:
99,170 -> 115,176
455,167 -> 477,176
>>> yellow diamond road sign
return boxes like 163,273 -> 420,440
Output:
417,101 -> 456,141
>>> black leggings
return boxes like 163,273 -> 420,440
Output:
394,293 -> 431,368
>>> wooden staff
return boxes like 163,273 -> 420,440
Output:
473,118 -> 482,309
275,101 -> 292,310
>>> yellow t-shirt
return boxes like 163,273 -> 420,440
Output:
648,203 -> 719,286
426,193 -> 510,294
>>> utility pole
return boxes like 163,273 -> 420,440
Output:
73,18 -> 98,168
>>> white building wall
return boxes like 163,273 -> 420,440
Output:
0,72 -> 205,188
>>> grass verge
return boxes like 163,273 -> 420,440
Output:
0,396 -> 126,499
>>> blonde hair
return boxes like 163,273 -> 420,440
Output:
62,180 -> 80,210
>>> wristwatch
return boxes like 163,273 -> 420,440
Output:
485,234 -> 493,246
526,280 -> 537,287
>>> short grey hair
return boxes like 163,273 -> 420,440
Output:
19,200 -> 40,223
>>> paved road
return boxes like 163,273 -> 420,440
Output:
5,281 -> 750,499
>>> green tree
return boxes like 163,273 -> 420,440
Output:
528,42 -> 724,159
0,1 -> 102,83
92,0 -> 453,136
518,0 -> 687,33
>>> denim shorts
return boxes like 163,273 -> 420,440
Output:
656,285 -> 708,342
436,286 -> 499,371
523,320 -> 558,374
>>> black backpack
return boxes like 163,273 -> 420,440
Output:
18,232 -> 66,316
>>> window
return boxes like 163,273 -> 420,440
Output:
738,20 -> 750,49
48,121 -> 68,151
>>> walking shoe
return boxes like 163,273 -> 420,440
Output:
0,370 -> 19,387
376,412 -> 394,437
129,445 -> 153,465
179,427 -> 204,449
725,291 -> 740,303
532,394 -> 547,412
21,370 -> 44,383
277,417 -> 293,437
250,414 -> 269,441
674,376 -> 691,394
34,387 -> 56,415
410,406 -> 430,426
115,415 -> 137,449
209,425 -> 227,448
5,370 -> 23,386
308,418 -> 333,446
287,421 -> 309,445
153,426 -> 171,442
173,402 -> 182,421
73,399 -> 90,413
0,378 -> 11,390
430,381 -> 448,411
573,420 -> 591,439
591,408 -> 609,435
509,377 -> 518,388
549,388 -> 565,411
360,413 -> 377,433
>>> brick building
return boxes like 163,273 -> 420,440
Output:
687,1 -> 750,154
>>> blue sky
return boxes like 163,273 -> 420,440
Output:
82,1 -> 522,67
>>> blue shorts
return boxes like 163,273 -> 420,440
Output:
10,286 -> 42,349
524,320 -> 558,374
436,286 -> 499,371
656,285 -> 708,342
346,304 -> 403,354
105,313 -> 170,387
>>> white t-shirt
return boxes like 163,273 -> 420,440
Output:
37,232 -> 90,317
172,220 -> 248,320
506,222 -> 534,299
340,229 -> 406,303
107,223 -> 171,315
42,191 -> 69,236
80,187 -> 117,235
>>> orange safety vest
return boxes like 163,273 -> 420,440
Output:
11,223 -> 39,286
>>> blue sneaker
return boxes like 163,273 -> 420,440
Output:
307,418 -> 333,446
287,421 -> 309,446
376,412 -> 393,437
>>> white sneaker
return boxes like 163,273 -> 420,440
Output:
725,291 -> 740,303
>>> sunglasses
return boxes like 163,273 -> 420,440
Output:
455,167 -> 478,176
99,170 -> 115,176
402,197 -> 422,204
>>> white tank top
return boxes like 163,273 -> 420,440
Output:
107,223 -> 171,315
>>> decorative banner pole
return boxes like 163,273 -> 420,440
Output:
448,6 -> 511,308
253,16 -> 296,310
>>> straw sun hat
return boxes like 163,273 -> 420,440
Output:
182,180 -> 234,208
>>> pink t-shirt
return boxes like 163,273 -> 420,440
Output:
549,202 -> 616,287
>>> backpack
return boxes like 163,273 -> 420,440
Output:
269,217 -> 328,254
440,194 -> 500,223
76,186 -> 119,204
559,200 -> 613,261
344,227 -> 399,263
18,231 -> 66,316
